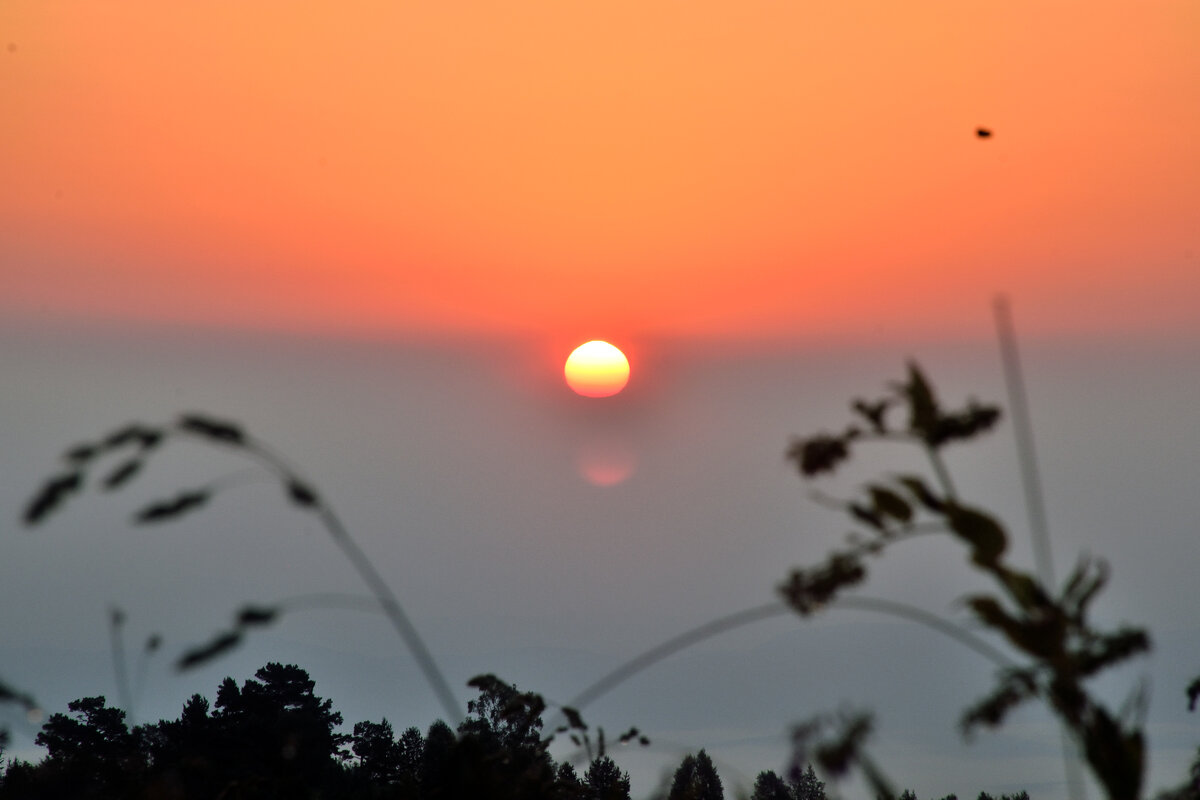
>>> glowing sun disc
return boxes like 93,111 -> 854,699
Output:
564,341 -> 630,397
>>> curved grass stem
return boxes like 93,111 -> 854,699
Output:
564,595 -> 1013,720
317,503 -> 464,723
230,435 -> 464,723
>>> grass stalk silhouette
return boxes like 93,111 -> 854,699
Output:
994,297 -> 1085,800
566,596 -> 1012,716
23,416 -> 464,723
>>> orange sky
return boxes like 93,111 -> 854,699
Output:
3,2 -> 1197,342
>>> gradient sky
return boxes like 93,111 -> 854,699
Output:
3,1 -> 1198,342
3,3 -> 1199,798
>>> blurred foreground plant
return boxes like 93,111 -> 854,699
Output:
783,363 -> 1152,800
23,414 -> 464,723
19,414 -> 652,770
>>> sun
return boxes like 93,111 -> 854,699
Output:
564,341 -> 630,398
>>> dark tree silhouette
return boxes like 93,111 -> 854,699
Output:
135,693 -> 220,797
354,718 -> 403,783
395,724 -> 426,794
32,696 -> 143,798
556,762 -> 588,800
459,674 -> 547,754
668,750 -> 724,800
750,769 -> 793,800
442,676 -> 558,799
194,662 -> 350,796
0,658 -> 1044,800
751,764 -> 825,800
584,755 -> 631,800
346,719 -> 425,797
791,763 -> 826,800
419,718 -> 457,793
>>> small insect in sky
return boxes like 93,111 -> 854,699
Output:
976,128 -> 993,139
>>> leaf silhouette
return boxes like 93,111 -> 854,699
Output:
894,474 -> 944,512
235,605 -> 278,628
467,674 -> 505,694
945,503 -> 1007,567
992,565 -> 1049,612
62,443 -> 98,464
102,424 -> 161,450
852,398 -> 891,433
902,362 -> 940,444
561,706 -> 587,731
964,595 -> 1059,658
102,458 -> 142,490
103,424 -> 147,448
133,490 -> 210,523
961,669 -> 1038,733
868,486 -> 912,524
780,552 -> 867,614
286,479 -> 319,508
1076,628 -> 1151,677
178,414 -> 245,445
929,402 -> 1002,447
23,471 -> 83,525
787,434 -> 850,477
177,631 -> 242,670
849,502 -> 884,531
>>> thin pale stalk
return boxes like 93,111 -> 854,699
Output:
993,296 -> 1055,586
316,503 -> 464,722
993,297 -> 1083,800
566,596 -> 1011,715
925,446 -> 959,502
244,438 -> 464,723
108,610 -> 134,722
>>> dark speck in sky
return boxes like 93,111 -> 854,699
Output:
976,127 -> 993,138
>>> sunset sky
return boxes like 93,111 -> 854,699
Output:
4,1 -> 1198,342
3,3 -> 1199,798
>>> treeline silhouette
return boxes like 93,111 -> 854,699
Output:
0,661 -> 1030,800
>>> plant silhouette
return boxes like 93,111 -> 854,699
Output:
782,363 -> 1152,800
22,414 -> 463,723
